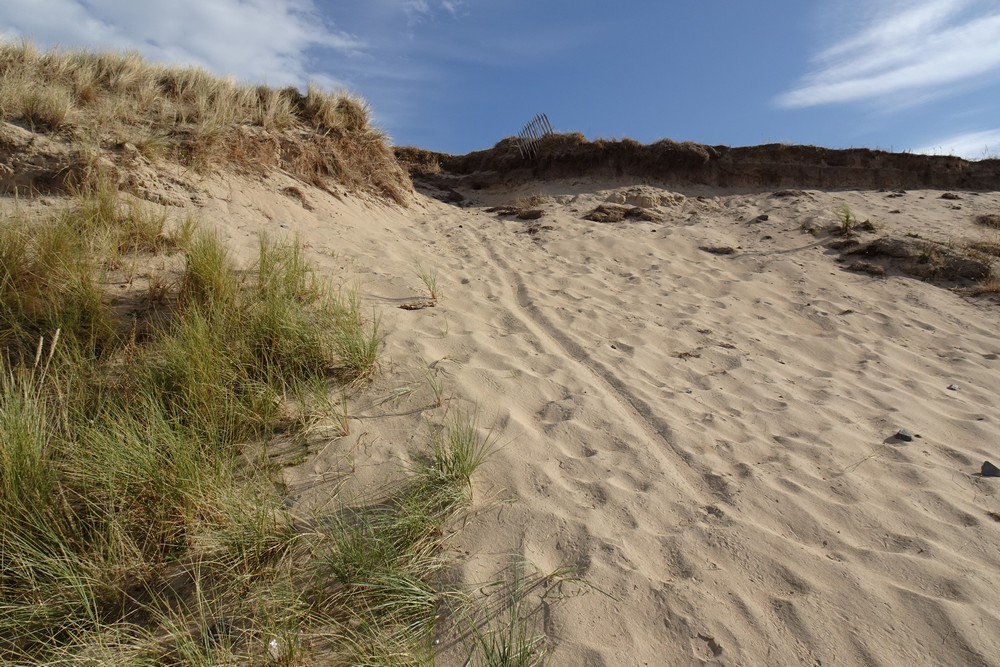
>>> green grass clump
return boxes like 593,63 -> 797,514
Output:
465,561 -> 548,667
146,230 -> 379,446
311,415 -> 493,664
0,179 -> 177,365
432,413 -> 494,495
415,264 -> 441,301
0,211 -> 112,365
834,204 -> 858,236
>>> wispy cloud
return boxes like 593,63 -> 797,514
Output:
912,127 -> 1000,158
392,0 -> 463,23
0,0 -> 361,87
776,0 -> 1000,108
401,0 -> 431,16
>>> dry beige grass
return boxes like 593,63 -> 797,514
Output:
968,240 -> 1000,257
971,280 -> 1000,295
0,41 -> 410,202
975,213 -> 1000,229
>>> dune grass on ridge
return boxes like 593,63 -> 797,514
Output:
0,40 -> 410,203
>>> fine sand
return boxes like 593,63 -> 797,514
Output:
191,174 -> 1000,665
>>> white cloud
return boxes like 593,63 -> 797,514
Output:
0,0 -> 362,88
776,0 -> 1000,108
402,0 -> 431,15
912,128 -> 1000,158
380,0 -> 462,22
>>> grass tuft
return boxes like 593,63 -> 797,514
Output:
415,263 -> 441,301
431,412 -> 494,495
331,293 -> 382,382
967,240 -> 1000,258
305,413 -> 492,663
834,204 -> 858,236
465,560 -> 549,667
971,280 -> 1000,295
974,213 -> 1000,229
0,207 -> 115,364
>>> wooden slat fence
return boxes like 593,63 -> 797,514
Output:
516,113 -> 554,159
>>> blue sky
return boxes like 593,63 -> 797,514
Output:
3,0 -> 1000,157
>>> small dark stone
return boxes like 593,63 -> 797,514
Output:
699,245 -> 736,255
896,429 -> 914,442
749,214 -> 769,223
947,384 -> 959,391
982,461 -> 1000,477
940,192 -> 962,200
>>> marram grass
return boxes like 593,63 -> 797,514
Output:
0,186 -> 520,664
0,40 -> 411,203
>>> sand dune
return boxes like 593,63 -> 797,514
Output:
188,171 -> 1000,666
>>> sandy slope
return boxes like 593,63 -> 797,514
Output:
182,173 -> 1000,666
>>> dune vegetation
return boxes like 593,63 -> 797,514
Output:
0,43 -> 545,665
0,40 -> 410,203
0,183 -> 477,664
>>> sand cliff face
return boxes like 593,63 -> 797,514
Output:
398,134 -> 1000,191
